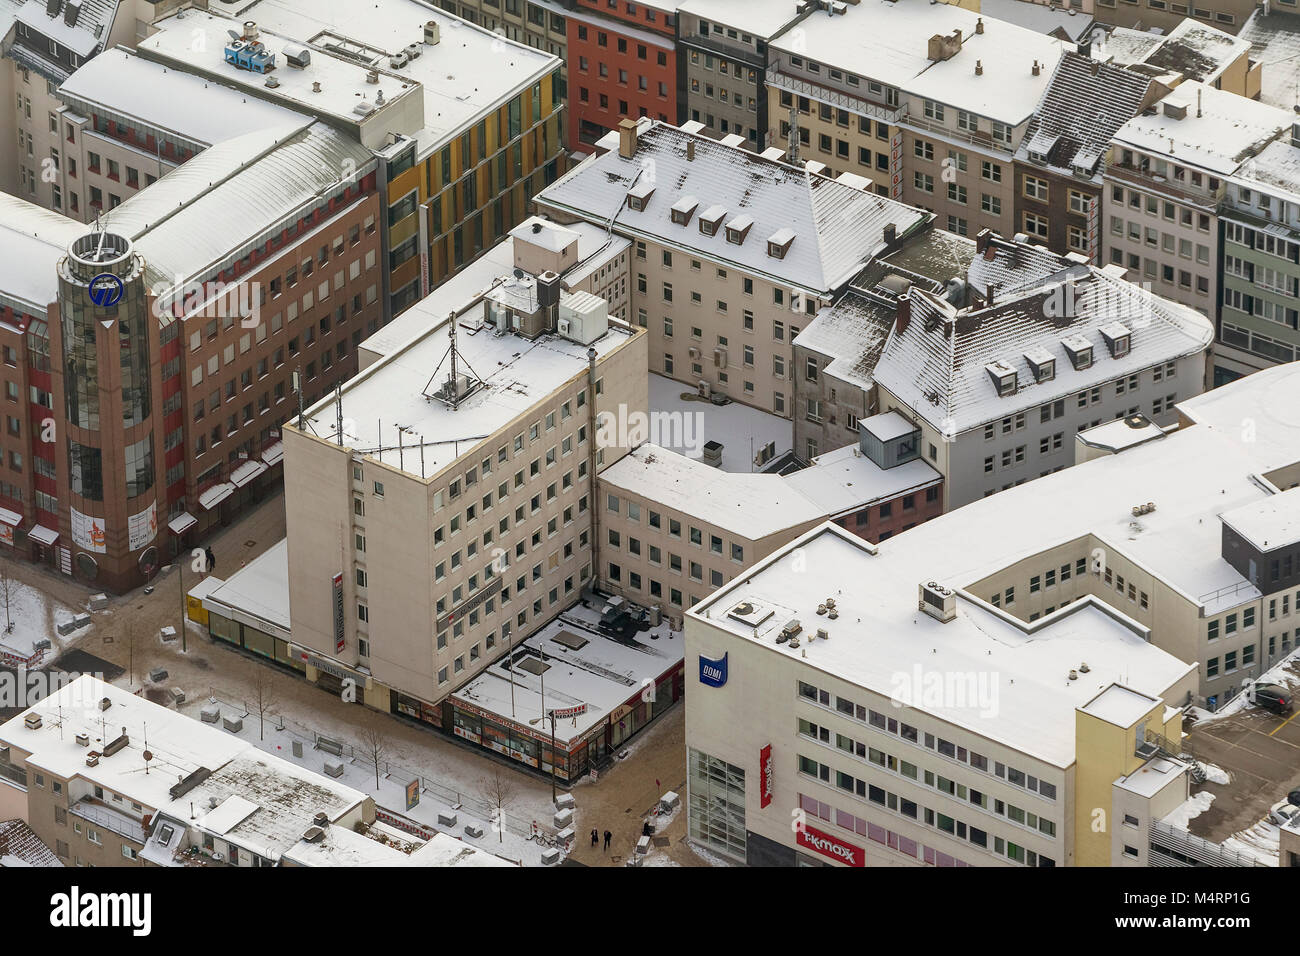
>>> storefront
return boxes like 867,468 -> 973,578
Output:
206,606 -> 305,674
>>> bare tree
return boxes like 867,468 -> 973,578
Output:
360,726 -> 388,790
248,664 -> 279,741
477,767 -> 519,843
0,559 -> 12,634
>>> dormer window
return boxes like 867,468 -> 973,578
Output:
626,181 -> 655,211
767,227 -> 795,259
1100,322 -> 1131,358
671,195 -> 698,226
1062,334 -> 1092,371
724,215 -> 753,245
986,361 -> 1018,397
1024,347 -> 1054,383
698,204 -> 726,237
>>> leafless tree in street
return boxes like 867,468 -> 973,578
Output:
360,726 -> 388,790
477,768 -> 518,843
249,664 -> 279,741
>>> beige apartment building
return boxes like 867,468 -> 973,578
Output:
536,118 -> 932,421
283,236 -> 648,727
764,0 -> 1066,240
1103,83 -> 1291,340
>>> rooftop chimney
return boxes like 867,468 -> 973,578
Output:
1032,60 -> 1040,76
883,222 -> 897,244
974,228 -> 993,256
975,16 -> 984,34
618,118 -> 639,159
975,60 -> 983,76
985,283 -> 995,306
895,293 -> 912,335
686,139 -> 695,162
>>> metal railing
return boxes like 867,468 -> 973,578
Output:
1149,820 -> 1264,867
71,800 -> 147,844
764,65 -> 906,126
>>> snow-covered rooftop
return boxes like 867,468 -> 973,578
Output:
783,442 -> 941,519
59,48 -> 312,150
1079,683 -> 1160,728
1220,486 -> 1300,554
600,443 -> 824,540
1103,19 -> 1250,86
0,193 -> 85,314
451,610 -> 684,747
690,523 -> 1194,768
1230,139 -> 1300,205
874,234 -> 1213,437
768,0 -> 1068,125
1076,414 -> 1166,453
536,119 -> 931,293
977,0 -> 1094,43
298,302 -> 637,478
202,539 -> 291,637
282,825 -> 511,866
677,0 -> 802,38
1111,81 -> 1291,176
1240,8 -> 1300,113
13,0 -> 116,61
145,0 -> 558,156
0,818 -> 62,867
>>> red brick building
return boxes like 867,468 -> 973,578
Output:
566,0 -> 681,151
0,124 -> 383,593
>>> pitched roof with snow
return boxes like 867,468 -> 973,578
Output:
0,819 -> 63,867
535,120 -> 932,294
1017,52 -> 1154,177
1240,8 -> 1300,113
874,235 -> 1213,437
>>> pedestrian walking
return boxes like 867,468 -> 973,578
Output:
205,546 -> 216,573
603,829 -> 612,852
655,778 -> 660,792
590,828 -> 599,847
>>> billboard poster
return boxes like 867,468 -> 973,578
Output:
760,744 -> 773,808
699,651 -> 728,688
128,501 -> 157,552
332,571 -> 345,653
71,507 -> 106,553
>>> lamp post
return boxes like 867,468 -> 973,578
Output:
176,557 -> 186,653
529,709 -> 559,806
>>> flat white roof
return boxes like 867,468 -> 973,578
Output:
1080,683 -> 1159,728
451,607 -> 683,747
299,305 -> 634,479
1112,81 -> 1291,175
784,443 -> 941,518
203,539 -> 291,634
600,443 -> 824,540
168,0 -> 558,154
1076,415 -> 1166,452
768,0 -> 1067,124
59,48 -> 311,148
1220,486 -> 1300,554
678,0 -> 803,38
690,524 -> 1193,768
861,410 -> 916,443
0,192 -> 86,313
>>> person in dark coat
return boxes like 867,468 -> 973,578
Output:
205,547 -> 216,572
590,828 -> 599,847
603,829 -> 612,852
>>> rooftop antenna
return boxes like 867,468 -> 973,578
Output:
293,368 -> 304,430
786,106 -> 800,165
334,382 -> 343,447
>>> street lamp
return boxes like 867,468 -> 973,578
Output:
530,711 -> 559,806
176,558 -> 187,653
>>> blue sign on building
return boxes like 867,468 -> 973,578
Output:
699,651 -> 728,688
88,273 -> 125,308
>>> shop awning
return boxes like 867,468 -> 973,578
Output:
261,441 -> 284,466
199,483 -> 235,511
230,459 -> 267,488
28,525 -> 58,546
0,507 -> 22,527
168,512 -> 197,535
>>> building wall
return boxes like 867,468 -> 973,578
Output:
597,480 -> 820,627
685,615 -> 1070,866
284,327 -> 648,712
386,70 -> 566,315
1092,0 -> 1258,33
566,2 -> 678,152
1013,166 -> 1101,262
881,348 -> 1205,511
1216,209 -> 1300,385
679,12 -> 779,150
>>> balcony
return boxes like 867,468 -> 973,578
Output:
71,799 -> 147,844
766,65 -> 906,127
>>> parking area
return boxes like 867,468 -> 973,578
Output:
1183,659 -> 1300,846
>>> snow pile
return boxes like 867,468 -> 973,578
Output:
1221,819 -> 1281,867
1163,790 -> 1215,829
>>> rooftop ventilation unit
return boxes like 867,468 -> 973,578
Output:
64,1 -> 80,27
103,731 -> 129,757
282,43 -> 311,69
776,619 -> 802,644
919,582 -> 956,623
424,20 -> 441,45
302,825 -> 326,843
75,733 -> 89,747
728,601 -> 774,628
224,31 -> 277,74
23,713 -> 41,730
169,767 -> 213,800
389,51 -> 409,69
99,697 -> 111,711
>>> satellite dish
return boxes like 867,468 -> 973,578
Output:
227,29 -> 242,41
513,268 -> 525,279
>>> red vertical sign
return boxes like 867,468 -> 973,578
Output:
797,824 -> 865,867
759,744 -> 773,808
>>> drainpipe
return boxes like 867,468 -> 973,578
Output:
586,346 -> 601,593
